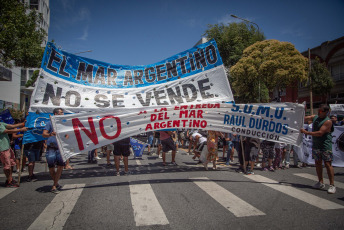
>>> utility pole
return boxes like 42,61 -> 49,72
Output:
308,48 -> 313,114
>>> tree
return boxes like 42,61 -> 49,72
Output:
230,40 -> 308,103
204,22 -> 265,68
25,69 -> 39,87
0,0 -> 46,68
310,58 -> 333,99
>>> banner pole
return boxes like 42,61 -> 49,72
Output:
18,144 -> 24,185
240,136 -> 246,174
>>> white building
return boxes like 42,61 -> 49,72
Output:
0,0 -> 50,112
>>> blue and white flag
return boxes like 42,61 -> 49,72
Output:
0,109 -> 14,124
130,137 -> 149,158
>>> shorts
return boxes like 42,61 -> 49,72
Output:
245,146 -> 258,162
46,148 -> 65,168
0,148 -> 16,170
196,142 -> 206,153
161,137 -> 176,153
312,149 -> 333,162
148,135 -> 154,146
262,146 -> 274,162
113,144 -> 130,157
25,149 -> 41,162
106,144 -> 114,151
15,149 -> 22,160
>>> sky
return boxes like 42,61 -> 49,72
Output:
48,0 -> 344,66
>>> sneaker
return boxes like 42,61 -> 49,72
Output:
256,163 -> 261,168
6,180 -> 19,188
95,156 -> 101,160
171,161 -> 178,166
123,171 -> 131,176
327,185 -> 336,194
235,168 -> 243,173
246,171 -> 254,175
269,166 -> 275,172
262,167 -> 268,171
31,174 -> 38,182
313,182 -> 326,190
158,155 -> 162,159
285,164 -> 290,169
115,171 -> 120,176
51,188 -> 60,194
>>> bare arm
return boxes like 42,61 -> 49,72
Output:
300,120 -> 332,137
304,115 -> 315,124
12,132 -> 23,139
42,129 -> 55,138
3,127 -> 27,134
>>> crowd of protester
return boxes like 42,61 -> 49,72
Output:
0,106 -> 342,194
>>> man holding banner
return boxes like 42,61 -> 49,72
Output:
42,108 -> 65,194
300,104 -> 336,194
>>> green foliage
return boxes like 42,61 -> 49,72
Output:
204,22 -> 265,68
25,69 -> 40,87
0,0 -> 47,68
230,40 -> 308,103
310,58 -> 333,96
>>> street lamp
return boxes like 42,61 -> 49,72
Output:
231,14 -> 261,102
230,14 -> 260,33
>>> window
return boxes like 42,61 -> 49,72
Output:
21,69 -> 27,86
30,0 -> 39,10
331,63 -> 344,81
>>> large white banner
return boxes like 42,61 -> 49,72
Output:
24,40 -> 233,144
51,102 -> 305,161
294,125 -> 344,167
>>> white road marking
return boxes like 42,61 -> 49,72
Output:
130,182 -> 169,226
244,174 -> 344,210
191,177 -> 265,217
294,173 -> 344,189
0,187 -> 17,199
28,184 -> 85,230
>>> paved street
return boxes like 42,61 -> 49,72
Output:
1,148 -> 344,230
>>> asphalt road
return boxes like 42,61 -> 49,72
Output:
1,148 -> 344,230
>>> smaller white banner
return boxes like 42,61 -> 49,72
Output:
294,125 -> 344,167
51,102 -> 305,161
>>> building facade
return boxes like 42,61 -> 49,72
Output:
298,36 -> 344,110
0,0 -> 50,112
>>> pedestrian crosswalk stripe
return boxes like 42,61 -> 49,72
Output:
191,177 -> 265,217
130,182 -> 169,226
28,184 -> 85,230
244,175 -> 344,210
0,187 -> 17,200
294,173 -> 344,190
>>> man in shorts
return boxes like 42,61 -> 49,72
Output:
301,104 -> 336,194
244,137 -> 260,175
113,137 -> 131,176
24,140 -> 44,182
0,120 -> 27,187
160,130 -> 177,166
42,108 -> 65,193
